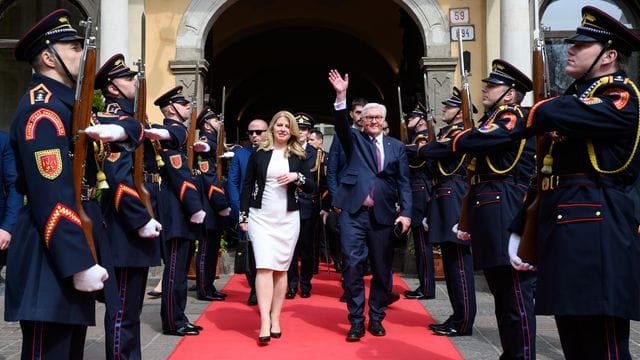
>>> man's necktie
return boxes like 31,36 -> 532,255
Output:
373,137 -> 382,172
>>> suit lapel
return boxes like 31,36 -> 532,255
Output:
357,131 -> 379,173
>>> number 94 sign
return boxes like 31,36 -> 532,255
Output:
450,25 -> 475,42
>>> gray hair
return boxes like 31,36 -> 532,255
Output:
362,102 -> 387,118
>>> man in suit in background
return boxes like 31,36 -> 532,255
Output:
227,118 -> 269,305
328,69 -> 411,341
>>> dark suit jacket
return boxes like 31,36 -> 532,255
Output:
240,148 -> 315,214
332,108 -> 411,225
0,131 -> 21,234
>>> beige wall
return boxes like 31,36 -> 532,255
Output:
145,0 -> 191,123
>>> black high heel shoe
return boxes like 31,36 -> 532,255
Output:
270,331 -> 282,339
258,335 -> 271,346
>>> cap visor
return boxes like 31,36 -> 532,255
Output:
565,34 -> 599,43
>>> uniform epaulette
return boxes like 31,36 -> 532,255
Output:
29,83 -> 52,104
105,102 -> 122,114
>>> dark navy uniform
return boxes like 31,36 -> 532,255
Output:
153,87 -> 204,336
413,103 -> 476,336
6,11 -> 141,359
404,116 -> 436,300
287,113 -> 320,298
452,60 -> 536,359
96,53 -> 162,359
518,7 -> 640,359
193,108 -> 230,301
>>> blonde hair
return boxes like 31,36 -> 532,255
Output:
258,110 -> 307,159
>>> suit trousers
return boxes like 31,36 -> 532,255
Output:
484,265 -> 536,360
20,321 -> 87,360
555,315 -> 631,360
161,237 -> 195,331
288,216 -> 316,292
105,267 -> 149,360
440,242 -> 476,333
196,226 -> 222,298
340,207 -> 394,326
411,225 -> 435,297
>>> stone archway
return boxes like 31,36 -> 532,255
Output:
173,0 -> 457,117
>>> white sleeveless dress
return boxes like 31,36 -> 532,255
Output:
248,148 -> 300,270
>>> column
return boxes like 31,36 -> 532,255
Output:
99,0 -> 129,65
500,0 -> 533,104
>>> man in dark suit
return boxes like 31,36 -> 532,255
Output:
328,69 -> 411,341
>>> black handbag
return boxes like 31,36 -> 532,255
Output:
234,233 -> 255,274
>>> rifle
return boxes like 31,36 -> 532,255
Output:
72,18 -> 97,261
456,29 -> 475,233
133,12 -> 154,217
518,0 -> 549,264
397,86 -> 408,143
422,73 -> 436,143
187,60 -> 200,173
216,86 -> 226,182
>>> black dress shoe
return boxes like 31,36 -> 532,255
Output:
285,289 -> 296,299
147,290 -> 161,298
388,292 -> 400,305
405,289 -> 429,300
247,292 -> 258,306
197,293 -> 225,301
186,322 -> 203,331
432,326 -> 471,337
258,335 -> 271,346
346,325 -> 365,342
213,290 -> 227,298
300,290 -> 311,298
367,320 -> 386,336
163,326 -> 199,336
428,322 -> 450,331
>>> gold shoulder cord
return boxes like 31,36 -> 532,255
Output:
485,106 -> 527,174
438,155 -> 466,176
586,77 -> 640,174
91,117 -> 109,189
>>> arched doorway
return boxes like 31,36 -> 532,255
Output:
173,0 -> 452,143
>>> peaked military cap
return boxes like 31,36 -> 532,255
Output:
15,9 -> 83,62
294,112 -> 314,129
154,86 -> 189,108
565,6 -> 640,56
408,106 -> 426,120
482,59 -> 533,93
196,107 -> 219,129
95,53 -> 137,90
442,87 -> 478,113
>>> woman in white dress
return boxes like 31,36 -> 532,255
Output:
239,111 -> 315,345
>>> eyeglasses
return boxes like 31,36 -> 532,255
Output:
247,129 -> 267,135
382,127 -> 389,130
363,115 -> 384,122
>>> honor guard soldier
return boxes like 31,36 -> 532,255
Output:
403,106 -> 435,301
412,88 -> 477,337
6,9 -> 143,359
449,59 -> 536,358
95,53 -> 163,359
509,7 -> 640,359
286,112 -> 320,299
149,86 -> 206,336
193,108 -> 231,301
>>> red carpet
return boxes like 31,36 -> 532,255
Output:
169,270 -> 463,359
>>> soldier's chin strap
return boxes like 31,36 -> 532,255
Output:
171,103 -> 187,123
488,85 -> 514,112
47,43 -> 75,85
579,40 -> 613,82
109,81 -> 129,100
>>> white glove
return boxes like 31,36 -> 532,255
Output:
73,264 -> 108,292
421,217 -> 429,232
144,128 -> 171,140
508,233 -> 536,271
193,141 -> 210,152
319,210 -> 329,225
138,218 -> 162,238
220,151 -> 235,159
451,223 -> 471,241
217,207 -> 231,217
190,210 -> 206,224
84,124 -> 127,142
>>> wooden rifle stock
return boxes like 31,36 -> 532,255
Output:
72,19 -> 97,261
216,86 -> 226,182
518,37 -> 548,264
456,33 -> 475,233
416,101 -> 435,143
133,69 -> 153,217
